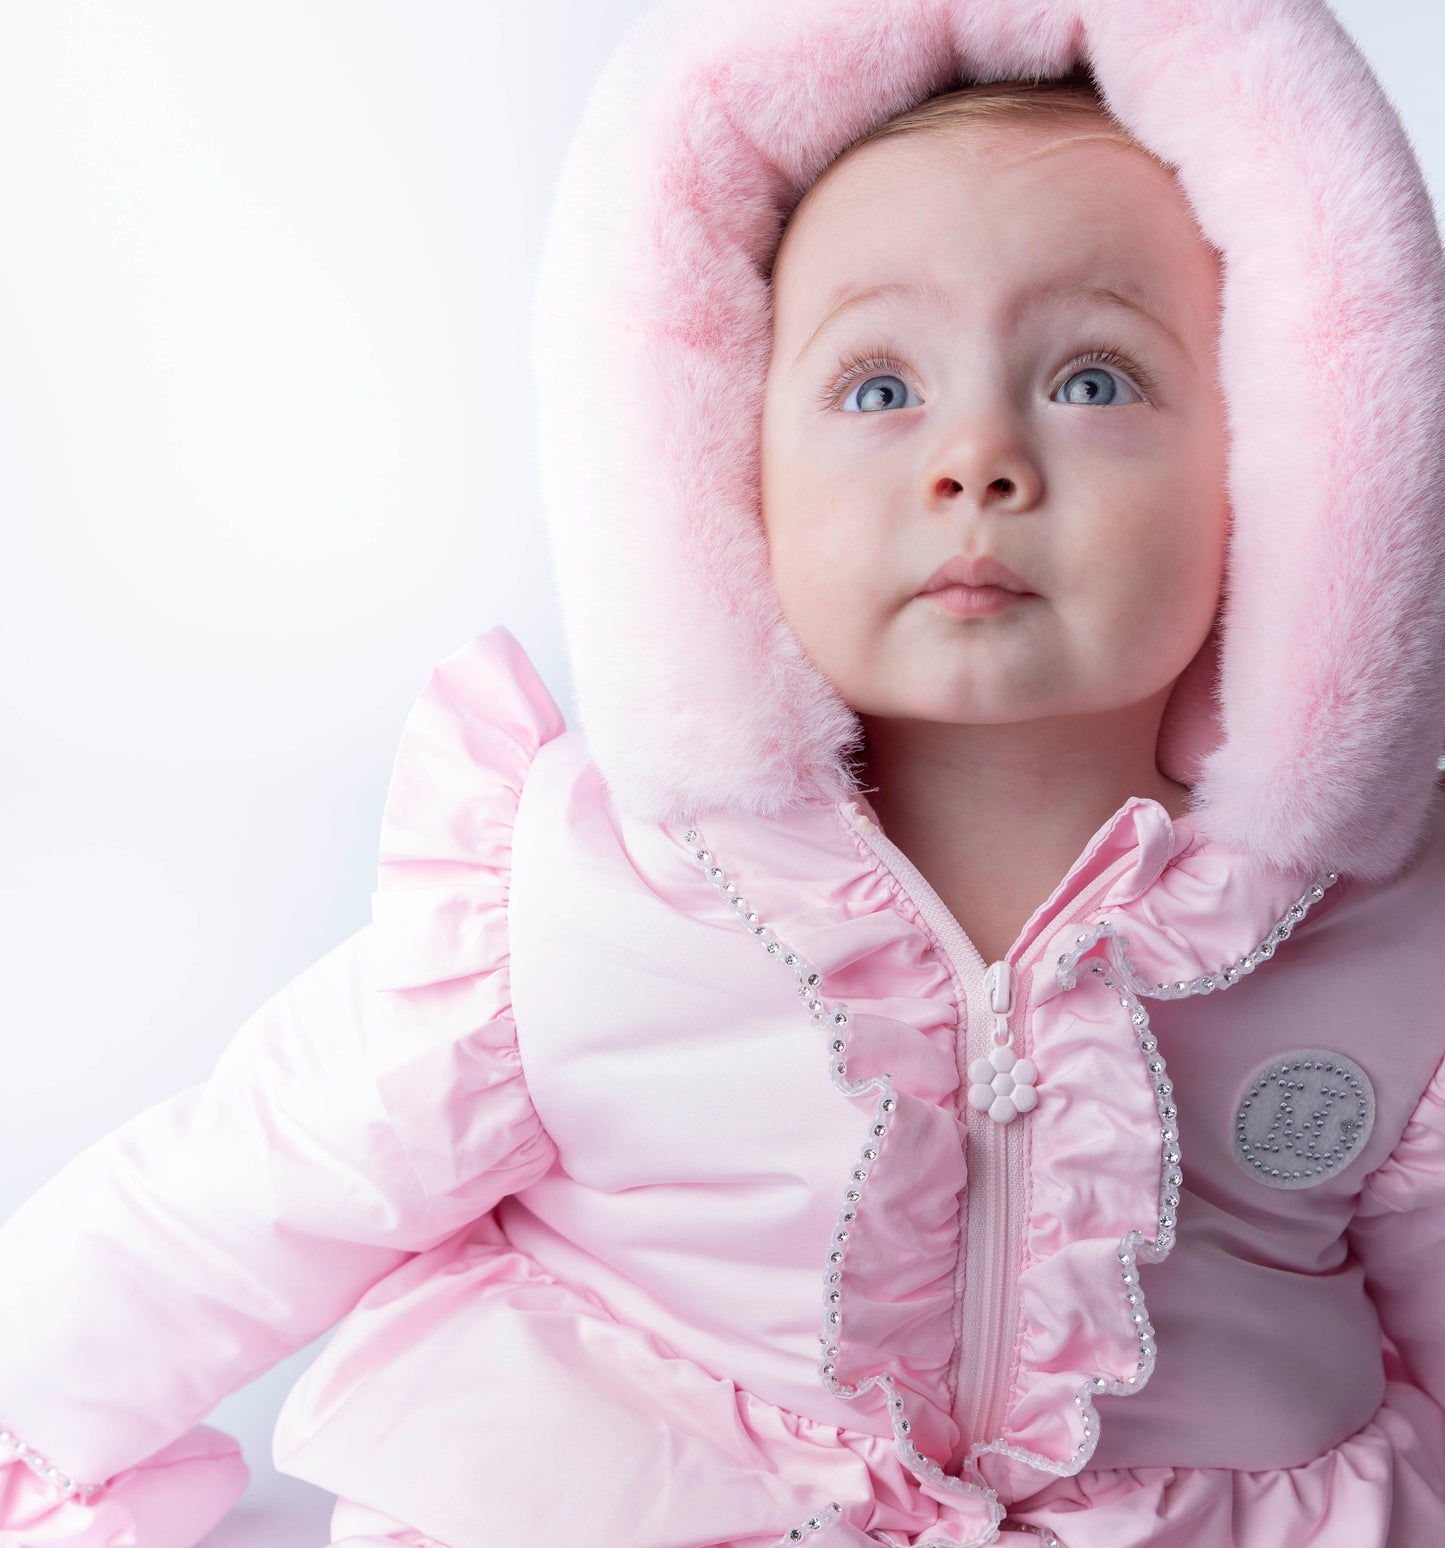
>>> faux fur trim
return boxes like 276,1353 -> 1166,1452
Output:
531,0 -> 1445,884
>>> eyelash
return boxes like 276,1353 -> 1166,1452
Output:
816,343 -> 1159,410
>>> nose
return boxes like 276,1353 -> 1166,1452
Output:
931,470 -> 1029,502
925,406 -> 1041,512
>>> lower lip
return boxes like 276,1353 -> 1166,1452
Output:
921,584 -> 1033,615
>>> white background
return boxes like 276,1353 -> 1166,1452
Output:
0,3 -> 1440,1544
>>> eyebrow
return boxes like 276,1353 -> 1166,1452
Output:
790,274 -> 1190,367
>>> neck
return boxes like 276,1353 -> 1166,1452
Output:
853,692 -> 1191,962
856,685 -> 1191,833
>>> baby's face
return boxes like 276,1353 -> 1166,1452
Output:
760,122 -> 1228,738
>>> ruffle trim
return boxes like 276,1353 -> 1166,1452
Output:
680,810 -> 1343,1546
366,626 -> 567,1209
1071,838 -> 1339,1003
1354,1041 -> 1445,1217
684,821 -> 1002,1548
988,1372 -> 1445,1548
369,625 -> 567,990
975,861 -> 1344,1496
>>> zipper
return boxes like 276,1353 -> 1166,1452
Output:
841,800 -> 1151,1456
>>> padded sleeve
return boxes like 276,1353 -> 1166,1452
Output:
0,626 -> 567,1543
1347,1042 -> 1445,1410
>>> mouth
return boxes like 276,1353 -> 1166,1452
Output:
919,583 -> 1034,617
917,553 -> 1036,598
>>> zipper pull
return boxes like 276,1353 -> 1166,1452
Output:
968,959 -> 1038,1124
984,959 -> 1015,1021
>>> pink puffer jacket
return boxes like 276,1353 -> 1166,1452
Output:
3,628 -> 1445,1547
7,0 -> 1445,1542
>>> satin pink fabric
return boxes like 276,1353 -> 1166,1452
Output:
2,628 -> 1445,1547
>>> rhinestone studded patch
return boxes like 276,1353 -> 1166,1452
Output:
1230,1048 -> 1376,1189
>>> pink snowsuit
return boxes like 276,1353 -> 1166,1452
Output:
6,1 -> 1445,1545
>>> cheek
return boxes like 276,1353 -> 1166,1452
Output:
775,520 -> 868,640
763,459 -> 879,597
1121,525 -> 1227,671
763,508 -> 892,691
1077,468 -> 1226,648
1104,426 -> 1225,568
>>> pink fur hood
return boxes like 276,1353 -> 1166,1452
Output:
530,0 -> 1445,886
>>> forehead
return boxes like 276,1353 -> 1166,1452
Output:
771,127 -> 1216,344
781,125 -> 1188,262
789,114 -> 1163,216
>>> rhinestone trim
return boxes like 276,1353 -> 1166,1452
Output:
999,1525 -> 1062,1548
982,864 -> 1342,1477
949,927 -> 1170,1484
1054,872 -> 1341,1001
683,826 -> 1004,1548
775,1501 -> 845,1543
0,1426 -> 105,1501
684,822 -> 1338,1533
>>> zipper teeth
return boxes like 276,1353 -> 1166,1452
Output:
969,860 -> 1135,1447
963,992 -> 1026,1448
846,808 -> 1151,1455
974,858 -> 1145,1448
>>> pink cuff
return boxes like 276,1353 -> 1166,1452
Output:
0,1423 -> 248,1547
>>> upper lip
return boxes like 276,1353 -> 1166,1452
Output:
917,553 -> 1034,596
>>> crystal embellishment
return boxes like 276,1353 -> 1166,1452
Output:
681,822 -> 1006,1543
0,1427 -> 104,1501
1230,1048 -> 1376,1189
682,814 -> 1342,1537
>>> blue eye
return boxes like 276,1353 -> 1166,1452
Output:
844,372 -> 917,412
848,376 -> 910,414
821,346 -> 1155,413
1053,357 -> 1147,406
825,353 -> 920,413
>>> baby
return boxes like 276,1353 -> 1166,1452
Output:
4,5 -> 1445,1548
760,82 -> 1225,967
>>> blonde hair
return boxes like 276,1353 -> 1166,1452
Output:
843,68 -> 1143,157
772,71 -> 1158,276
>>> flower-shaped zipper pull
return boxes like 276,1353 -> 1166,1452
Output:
967,960 -> 1038,1124
968,1044 -> 1039,1123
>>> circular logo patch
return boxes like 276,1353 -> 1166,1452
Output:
1230,1049 -> 1376,1190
